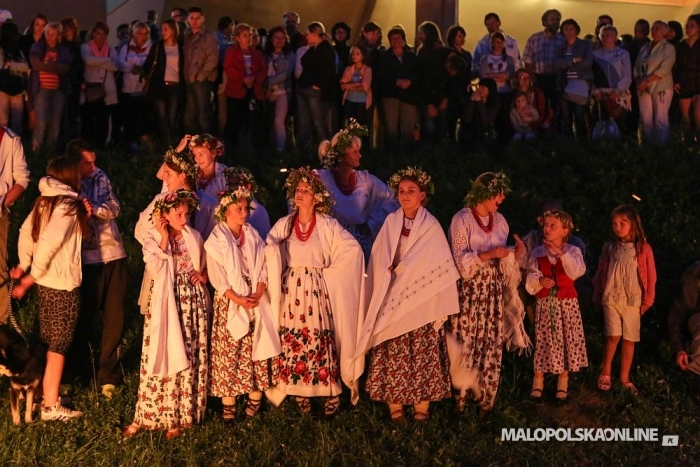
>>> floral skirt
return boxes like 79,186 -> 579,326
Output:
534,296 -> 588,374
447,261 -> 504,410
133,274 -> 209,430
366,322 -> 451,404
277,266 -> 341,397
209,293 -> 279,397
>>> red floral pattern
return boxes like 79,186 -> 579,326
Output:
534,296 -> 589,374
366,323 -> 451,404
209,294 -> 279,397
278,267 -> 341,396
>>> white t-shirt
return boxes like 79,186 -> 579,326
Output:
164,44 -> 179,82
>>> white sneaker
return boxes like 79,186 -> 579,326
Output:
41,402 -> 83,421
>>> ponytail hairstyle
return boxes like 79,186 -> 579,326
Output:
31,157 -> 90,242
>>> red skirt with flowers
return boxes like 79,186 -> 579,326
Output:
277,266 -> 342,397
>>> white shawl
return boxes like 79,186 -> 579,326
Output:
142,225 -> 209,376
355,206 -> 460,369
265,213 -> 365,404
204,222 -> 281,361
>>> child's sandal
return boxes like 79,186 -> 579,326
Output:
244,396 -> 262,419
597,374 -> 612,391
556,375 -> 569,405
390,407 -> 407,427
122,423 -> 140,438
530,376 -> 544,400
222,403 -> 236,422
621,381 -> 638,396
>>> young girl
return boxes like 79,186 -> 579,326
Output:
525,210 -> 588,404
124,189 -> 208,439
223,166 -> 271,239
204,187 -> 280,421
11,157 -> 90,421
356,167 -> 459,426
594,205 -> 656,395
510,91 -> 539,141
339,45 -> 372,126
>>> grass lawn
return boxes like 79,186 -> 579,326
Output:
0,136 -> 698,466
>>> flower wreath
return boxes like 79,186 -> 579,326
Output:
387,166 -> 435,198
150,189 -> 200,220
317,119 -> 368,168
284,166 -> 334,214
542,209 -> 574,231
215,187 -> 254,222
222,166 -> 258,194
163,148 -> 200,183
189,133 -> 225,157
463,171 -> 511,208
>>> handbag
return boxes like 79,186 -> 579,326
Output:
84,71 -> 107,103
0,67 -> 27,96
564,78 -> 589,105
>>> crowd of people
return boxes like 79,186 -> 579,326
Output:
0,6 -> 698,437
0,8 -> 699,155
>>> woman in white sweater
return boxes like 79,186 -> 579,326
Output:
11,157 -> 91,422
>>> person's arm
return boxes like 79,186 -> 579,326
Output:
641,243 -> 657,309
118,44 -> 134,73
525,253 -> 545,295
91,172 -> 121,220
199,33 -> 219,81
141,42 -> 157,75
668,263 -> 700,355
30,204 -> 77,283
224,48 -> 246,83
252,50 -> 268,85
81,43 -> 118,71
646,43 -> 676,82
560,244 -> 586,280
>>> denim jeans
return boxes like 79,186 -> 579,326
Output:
270,91 -> 289,151
638,89 -> 672,145
32,88 -> 65,150
382,97 -> 416,152
296,87 -> 331,150
185,81 -> 212,134
0,91 -> 24,134
153,85 -> 182,145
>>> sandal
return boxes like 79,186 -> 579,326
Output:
453,395 -> 466,414
222,403 -> 236,422
597,374 -> 612,391
245,396 -> 263,419
556,374 -> 569,405
323,396 -> 340,420
122,423 -> 140,438
530,375 -> 544,400
622,381 -> 639,396
165,428 -> 181,440
389,407 -> 407,428
413,409 -> 430,425
295,397 -> 311,415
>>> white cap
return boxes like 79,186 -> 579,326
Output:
0,10 -> 13,23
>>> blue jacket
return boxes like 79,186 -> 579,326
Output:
28,41 -> 71,103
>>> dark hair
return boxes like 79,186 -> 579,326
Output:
332,21 -> 351,41
635,19 -> 650,35
535,198 -> 563,217
306,21 -> 325,35
667,20 -> 683,42
31,157 -> 90,242
217,16 -> 233,31
446,52 -> 467,74
541,9 -> 562,24
60,16 -> 79,36
446,25 -> 466,49
264,25 -> 290,56
597,15 -> 613,25
171,7 -> 187,17
484,13 -> 501,23
417,21 -> 443,52
689,14 -> 700,28
29,13 -> 48,32
90,21 -> 109,37
0,22 -> 22,62
147,10 -> 157,22
187,7 -> 203,15
362,21 -> 381,34
65,138 -> 96,161
560,19 -> 581,35
165,160 -> 196,189
511,90 -> 530,108
611,205 -> 646,247
161,18 -> 179,37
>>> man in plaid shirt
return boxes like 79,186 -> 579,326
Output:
523,9 -> 565,117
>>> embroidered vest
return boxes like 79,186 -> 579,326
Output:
535,255 -> 578,299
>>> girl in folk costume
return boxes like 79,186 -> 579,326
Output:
593,205 -> 656,395
446,172 -> 530,418
316,119 -> 398,262
356,167 -> 460,426
266,167 -> 364,417
525,210 -> 588,404
124,190 -> 209,439
223,166 -> 271,239
205,187 -> 281,421
12,157 -> 91,421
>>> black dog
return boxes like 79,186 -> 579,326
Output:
0,324 -> 47,425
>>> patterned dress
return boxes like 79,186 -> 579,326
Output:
448,208 -> 517,410
278,229 -> 341,397
366,219 -> 452,404
133,237 -> 209,430
526,245 -> 588,374
209,237 -> 278,397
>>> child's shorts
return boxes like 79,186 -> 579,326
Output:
603,304 -> 641,342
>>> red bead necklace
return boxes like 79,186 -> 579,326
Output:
471,208 -> 494,233
294,215 -> 317,242
234,227 -> 245,248
335,171 -> 356,196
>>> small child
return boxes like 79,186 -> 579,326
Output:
525,210 -> 588,404
204,187 -> 281,422
124,189 -> 209,439
510,91 -> 539,141
339,45 -> 372,127
593,205 -> 656,395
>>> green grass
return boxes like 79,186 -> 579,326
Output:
1,136 -> 699,466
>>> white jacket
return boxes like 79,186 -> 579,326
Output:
17,177 -> 82,290
0,128 -> 30,215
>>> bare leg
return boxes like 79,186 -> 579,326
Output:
42,351 -> 65,408
619,339 -> 635,384
601,335 -> 621,377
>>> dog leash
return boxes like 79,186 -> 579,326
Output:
7,279 -> 26,341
